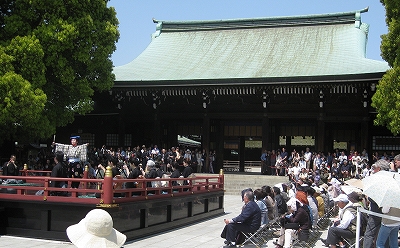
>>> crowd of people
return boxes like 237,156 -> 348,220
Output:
17,143 -> 215,176
222,156 -> 400,248
261,147 -> 399,181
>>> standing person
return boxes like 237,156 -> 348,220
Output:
54,136 -> 88,163
376,207 -> 400,248
209,150 -> 215,173
196,149 -> 203,173
363,159 -> 390,248
280,147 -> 288,176
50,151 -> 68,196
2,155 -> 18,177
304,148 -> 312,170
221,190 -> 261,247
261,149 -> 268,175
270,150 -> 277,175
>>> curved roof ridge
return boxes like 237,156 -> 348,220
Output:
152,7 -> 369,32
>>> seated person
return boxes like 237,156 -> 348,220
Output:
169,162 -> 181,186
221,190 -> 261,247
182,159 -> 193,185
321,194 -> 356,248
124,157 -> 145,195
340,160 -> 350,179
274,197 -> 311,248
254,189 -> 269,226
145,160 -> 158,188
274,186 -> 288,216
262,185 -> 277,221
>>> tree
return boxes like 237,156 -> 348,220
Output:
0,0 -> 119,143
372,0 -> 400,135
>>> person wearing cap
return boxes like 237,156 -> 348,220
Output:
273,197 -> 312,248
53,135 -> 88,163
313,186 -> 325,218
321,194 -> 356,248
66,208 -> 126,248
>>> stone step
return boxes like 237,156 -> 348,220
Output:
223,172 -> 289,195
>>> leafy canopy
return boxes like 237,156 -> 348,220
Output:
0,0 -> 119,142
372,0 -> 400,135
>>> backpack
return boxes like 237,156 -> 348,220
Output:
347,206 -> 368,235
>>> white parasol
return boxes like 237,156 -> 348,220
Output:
340,185 -> 362,194
362,171 -> 400,208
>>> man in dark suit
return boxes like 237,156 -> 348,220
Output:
222,190 -> 261,247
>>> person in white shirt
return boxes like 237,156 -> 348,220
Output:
304,148 -> 312,170
338,151 -> 348,164
321,194 -> 356,248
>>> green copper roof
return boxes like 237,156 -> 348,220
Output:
114,8 -> 388,83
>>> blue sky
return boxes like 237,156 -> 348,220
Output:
108,0 -> 388,67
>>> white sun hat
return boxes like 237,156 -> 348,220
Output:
66,209 -> 126,248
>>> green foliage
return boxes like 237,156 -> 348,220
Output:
373,0 -> 400,135
0,0 -> 119,142
372,67 -> 400,135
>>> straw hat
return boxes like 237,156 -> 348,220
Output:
66,209 -> 126,248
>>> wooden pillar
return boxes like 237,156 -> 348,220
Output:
168,120 -> 178,150
360,117 -> 369,152
262,114 -> 270,151
216,120 -> 224,173
239,136 -> 245,172
118,111 -> 125,147
153,112 -> 161,147
202,114 -> 210,172
317,118 -> 325,152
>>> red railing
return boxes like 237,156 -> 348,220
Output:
0,167 -> 224,206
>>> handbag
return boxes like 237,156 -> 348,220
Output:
284,222 -> 300,230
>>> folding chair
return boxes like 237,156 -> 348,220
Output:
291,226 -> 323,248
240,224 -> 269,248
342,236 -> 364,248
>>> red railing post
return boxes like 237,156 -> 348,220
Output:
219,169 -> 224,190
23,164 -> 28,177
102,166 -> 113,205
83,165 -> 88,189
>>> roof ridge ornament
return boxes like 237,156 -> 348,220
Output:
152,19 -> 162,40
355,6 -> 369,29
355,11 -> 361,28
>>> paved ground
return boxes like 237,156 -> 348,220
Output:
0,194 -> 330,248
